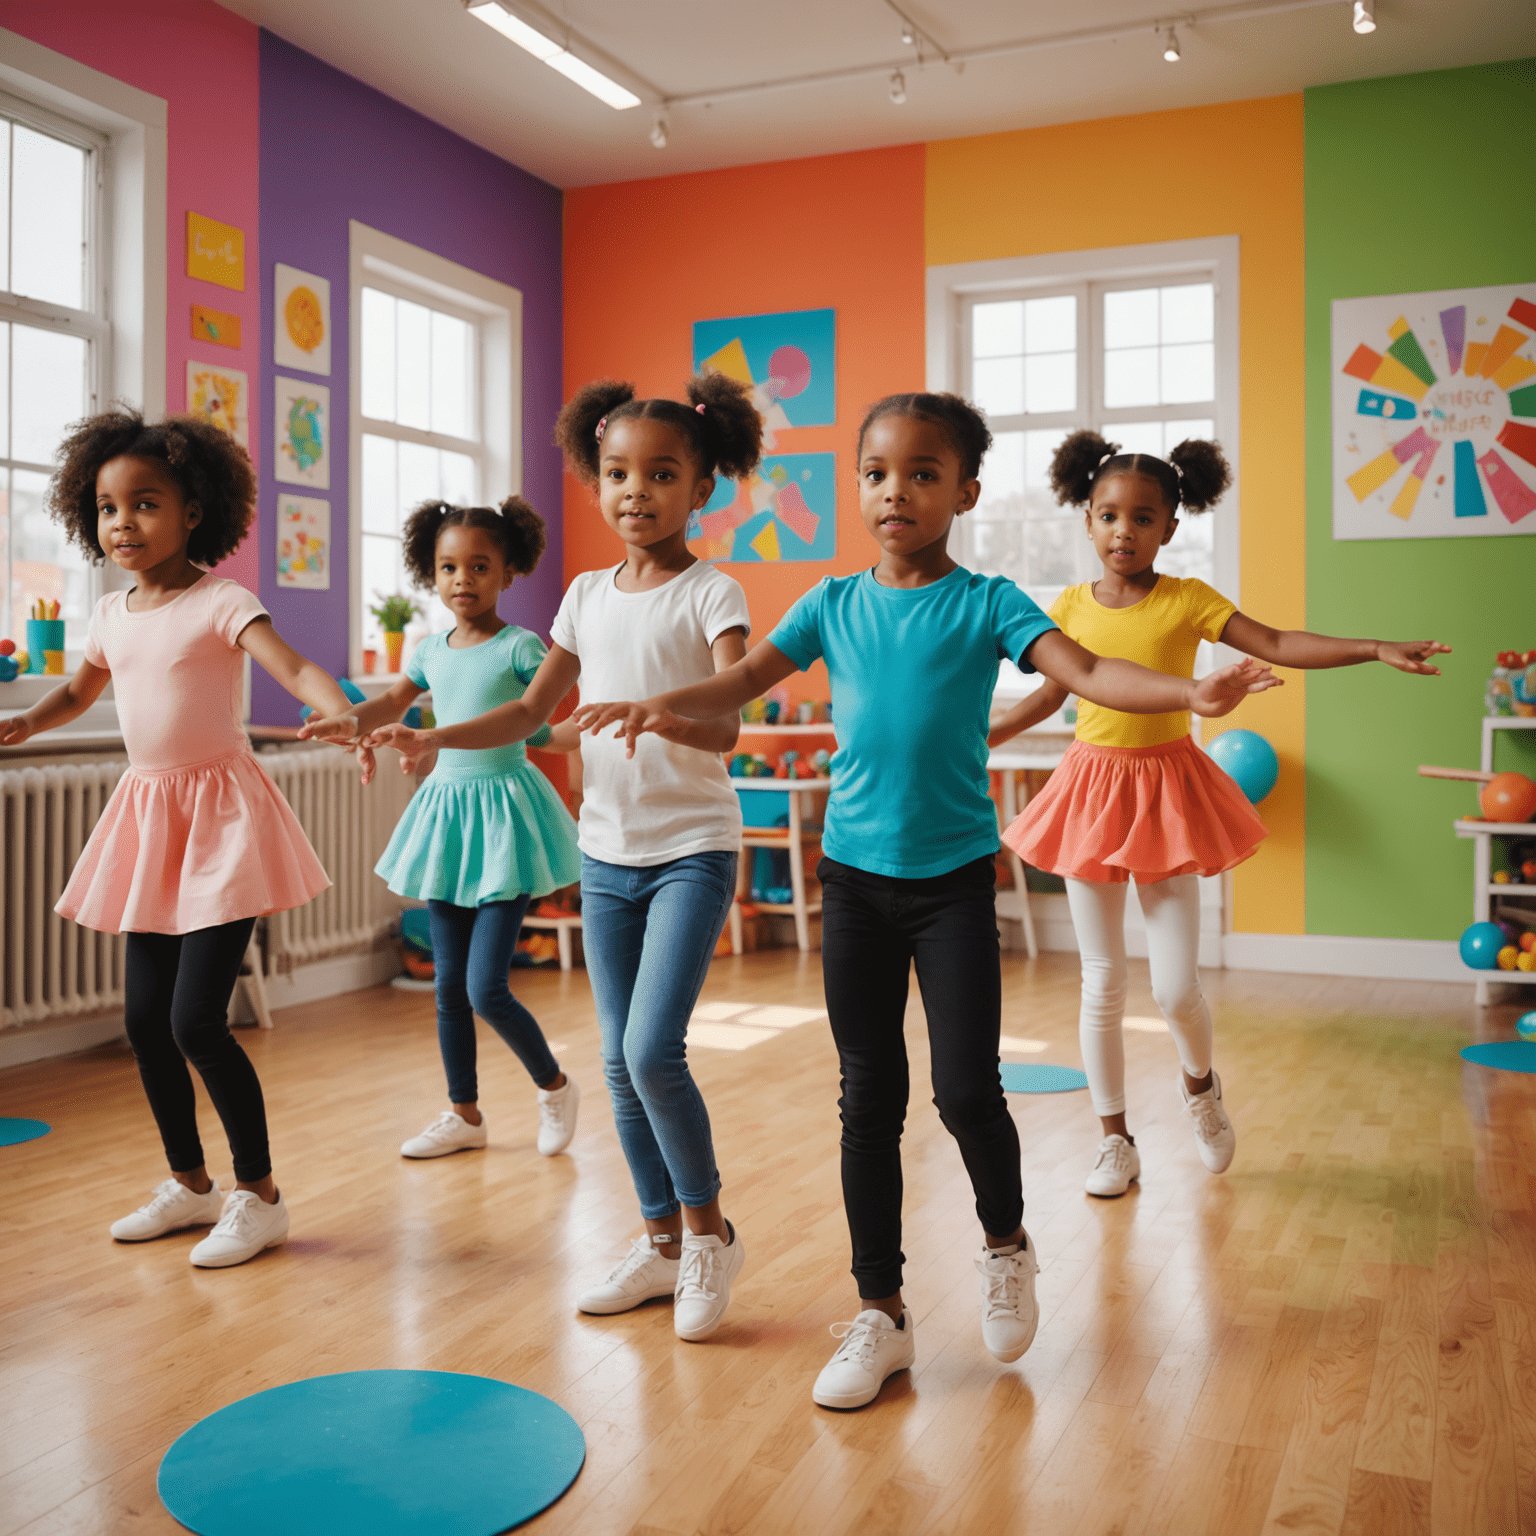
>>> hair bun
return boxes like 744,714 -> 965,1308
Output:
1166,438 -> 1231,514
1050,430 -> 1117,507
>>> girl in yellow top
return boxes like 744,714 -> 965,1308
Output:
996,430 -> 1449,1198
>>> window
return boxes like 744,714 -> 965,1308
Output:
349,222 -> 522,674
0,93 -> 107,648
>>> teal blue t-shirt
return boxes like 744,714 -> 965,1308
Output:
767,567 -> 1056,879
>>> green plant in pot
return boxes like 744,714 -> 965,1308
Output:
370,593 -> 422,674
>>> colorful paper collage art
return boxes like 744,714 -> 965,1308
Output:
276,494 -> 330,590
1333,283 -> 1536,540
688,452 -> 837,563
185,361 -> 249,449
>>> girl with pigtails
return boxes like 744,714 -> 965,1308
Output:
338,373 -> 764,1343
994,432 -> 1450,1200
303,496 -> 582,1162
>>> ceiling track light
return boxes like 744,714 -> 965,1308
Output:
649,113 -> 668,149
889,69 -> 907,104
466,1 -> 643,109
1162,24 -> 1182,60
1352,0 -> 1376,33
900,23 -> 915,45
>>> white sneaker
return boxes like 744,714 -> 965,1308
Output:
812,1308 -> 916,1409
401,1110 -> 487,1159
577,1235 -> 681,1315
1182,1070 -> 1236,1173
537,1077 -> 580,1156
674,1222 -> 745,1341
189,1189 -> 289,1268
110,1177 -> 224,1241
977,1233 -> 1040,1362
1085,1134 -> 1141,1198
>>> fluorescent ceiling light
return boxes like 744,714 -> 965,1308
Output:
468,1 -> 640,109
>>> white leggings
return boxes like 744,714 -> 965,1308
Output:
1064,874 -> 1213,1118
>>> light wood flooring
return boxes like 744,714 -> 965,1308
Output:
3,949 -> 1534,1535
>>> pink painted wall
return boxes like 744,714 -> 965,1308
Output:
0,1 -> 262,592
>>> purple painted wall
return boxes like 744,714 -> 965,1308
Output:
255,30 -> 564,724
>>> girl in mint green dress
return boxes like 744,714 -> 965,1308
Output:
305,497 -> 581,1161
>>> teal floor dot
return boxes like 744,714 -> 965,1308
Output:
1001,1063 -> 1089,1093
0,1117 -> 49,1145
157,1370 -> 584,1536
1461,1041 -> 1536,1074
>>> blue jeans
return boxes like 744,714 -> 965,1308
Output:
427,897 -> 561,1103
580,850 -> 736,1219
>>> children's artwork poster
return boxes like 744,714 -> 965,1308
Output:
274,377 -> 330,489
1333,282 -> 1536,540
185,212 -> 245,290
276,494 -> 330,589
185,361 -> 249,449
273,263 -> 331,375
692,308 -> 835,450
689,452 -> 836,563
191,304 -> 241,349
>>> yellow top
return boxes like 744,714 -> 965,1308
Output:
1050,576 -> 1237,748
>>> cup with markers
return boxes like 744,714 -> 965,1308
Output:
26,600 -> 64,674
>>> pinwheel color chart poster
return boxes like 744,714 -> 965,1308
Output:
1332,282 -> 1536,540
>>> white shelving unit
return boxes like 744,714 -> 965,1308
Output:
1454,717 -> 1536,1004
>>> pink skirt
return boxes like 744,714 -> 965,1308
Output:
1002,734 -> 1268,884
56,749 -> 330,934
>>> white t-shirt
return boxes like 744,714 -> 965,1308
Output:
551,560 -> 750,867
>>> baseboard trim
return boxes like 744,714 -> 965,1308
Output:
1222,932 -> 1467,984
0,1012 -> 127,1070
259,949 -> 402,1014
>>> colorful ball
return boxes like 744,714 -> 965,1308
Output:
0,638 -> 13,656
0,655 -> 16,683
1498,945 -> 1520,970
1480,772 -> 1536,824
1522,932 -> 1536,953
1461,921 -> 1508,969
1518,1012 -> 1536,1039
1519,952 -> 1536,972
1206,728 -> 1279,804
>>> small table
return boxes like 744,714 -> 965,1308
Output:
730,776 -> 834,953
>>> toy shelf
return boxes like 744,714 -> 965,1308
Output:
736,722 -> 836,735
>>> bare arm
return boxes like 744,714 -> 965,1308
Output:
573,638 -> 800,758
1220,611 -> 1451,675
300,675 -> 423,744
988,681 -> 1069,749
1027,629 -> 1280,718
0,659 -> 112,747
633,627 -> 749,756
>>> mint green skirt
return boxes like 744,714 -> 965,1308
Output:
375,763 -> 580,907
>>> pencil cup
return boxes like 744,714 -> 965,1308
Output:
26,619 -> 63,674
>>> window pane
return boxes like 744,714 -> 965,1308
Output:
970,518 -> 1023,583
973,357 -> 1023,417
0,122 -> 10,293
1024,295 -> 1074,355
1162,342 -> 1214,404
1023,352 -> 1074,414
1169,418 -> 1216,451
360,288 -> 396,422
360,433 -> 397,536
396,299 -> 431,431
1104,288 -> 1158,349
440,449 -> 476,505
1103,346 -> 1159,409
11,466 -> 87,645
0,321 -> 9,458
1024,428 -> 1071,517
11,126 -> 85,310
431,312 -> 471,439
361,534 -> 401,648
977,431 -> 1024,519
1025,516 -> 1076,589
1162,283 -> 1213,344
1156,505 -> 1214,583
12,324 -> 86,464
972,301 -> 1023,360
1112,421 -> 1167,457
397,438 -> 440,513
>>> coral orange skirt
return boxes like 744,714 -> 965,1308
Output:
1002,734 -> 1267,885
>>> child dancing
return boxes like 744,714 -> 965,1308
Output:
994,430 -> 1449,1198
577,392 -> 1277,1407
303,497 -> 581,1159
0,410 -> 371,1267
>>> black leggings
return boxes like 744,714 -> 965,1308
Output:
819,854 -> 1023,1299
124,917 -> 271,1183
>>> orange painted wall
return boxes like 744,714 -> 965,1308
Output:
925,97 -> 1308,935
562,144 -> 927,703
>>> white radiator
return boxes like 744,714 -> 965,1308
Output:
0,759 -> 130,1029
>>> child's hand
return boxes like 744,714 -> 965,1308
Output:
573,699 -> 673,759
297,710 -> 361,745
355,743 -> 376,786
1188,658 -> 1282,718
542,718 -> 582,754
0,715 -> 32,748
364,721 -> 439,775
1375,640 -> 1451,675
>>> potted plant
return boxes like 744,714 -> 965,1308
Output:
370,593 -> 422,674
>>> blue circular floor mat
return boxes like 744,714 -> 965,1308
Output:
1000,1062 -> 1089,1093
158,1370 -> 585,1536
1461,1042 -> 1536,1074
0,1117 -> 49,1145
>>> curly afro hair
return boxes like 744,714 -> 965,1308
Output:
47,408 -> 257,566
1050,429 -> 1231,515
554,371 -> 763,487
856,392 -> 994,480
401,496 -> 546,589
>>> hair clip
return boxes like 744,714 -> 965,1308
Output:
695,403 -> 706,414
594,415 -> 607,441
1170,459 -> 1184,478
1096,451 -> 1117,468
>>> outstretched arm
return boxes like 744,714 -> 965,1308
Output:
989,681 -> 1070,749
1027,629 -> 1280,719
300,675 -> 423,745
1220,611 -> 1450,675
0,659 -> 112,747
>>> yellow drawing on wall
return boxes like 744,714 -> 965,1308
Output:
186,213 -> 245,290
191,304 -> 242,349
273,263 -> 331,375
186,360 -> 249,449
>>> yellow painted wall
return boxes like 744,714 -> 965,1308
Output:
926,96 -> 1308,934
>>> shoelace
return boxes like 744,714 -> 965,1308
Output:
1094,1140 -> 1134,1175
827,1318 -> 884,1369
538,1093 -> 564,1129
607,1237 -> 661,1285
210,1192 -> 263,1240
1185,1091 -> 1226,1141
138,1178 -> 195,1216
677,1242 -> 721,1302
423,1111 -> 466,1141
976,1252 -> 1032,1320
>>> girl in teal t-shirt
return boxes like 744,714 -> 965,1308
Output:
303,497 -> 580,1163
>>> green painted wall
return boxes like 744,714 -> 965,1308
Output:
1305,59 -> 1536,941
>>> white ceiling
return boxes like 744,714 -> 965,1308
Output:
218,0 -> 1535,188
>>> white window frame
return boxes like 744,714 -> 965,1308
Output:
0,29 -> 167,677
927,236 -> 1241,698
348,219 -> 521,677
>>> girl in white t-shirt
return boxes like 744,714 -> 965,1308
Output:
368,373 -> 762,1342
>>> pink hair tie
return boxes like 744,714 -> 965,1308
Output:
594,415 -> 607,441
695,403 -> 706,414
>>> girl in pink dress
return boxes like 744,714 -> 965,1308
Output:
0,410 -> 371,1269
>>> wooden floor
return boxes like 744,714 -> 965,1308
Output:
3,949 -> 1535,1536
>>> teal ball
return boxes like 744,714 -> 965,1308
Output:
1460,921 -> 1507,970
1517,1012 -> 1536,1040
1207,728 -> 1279,804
